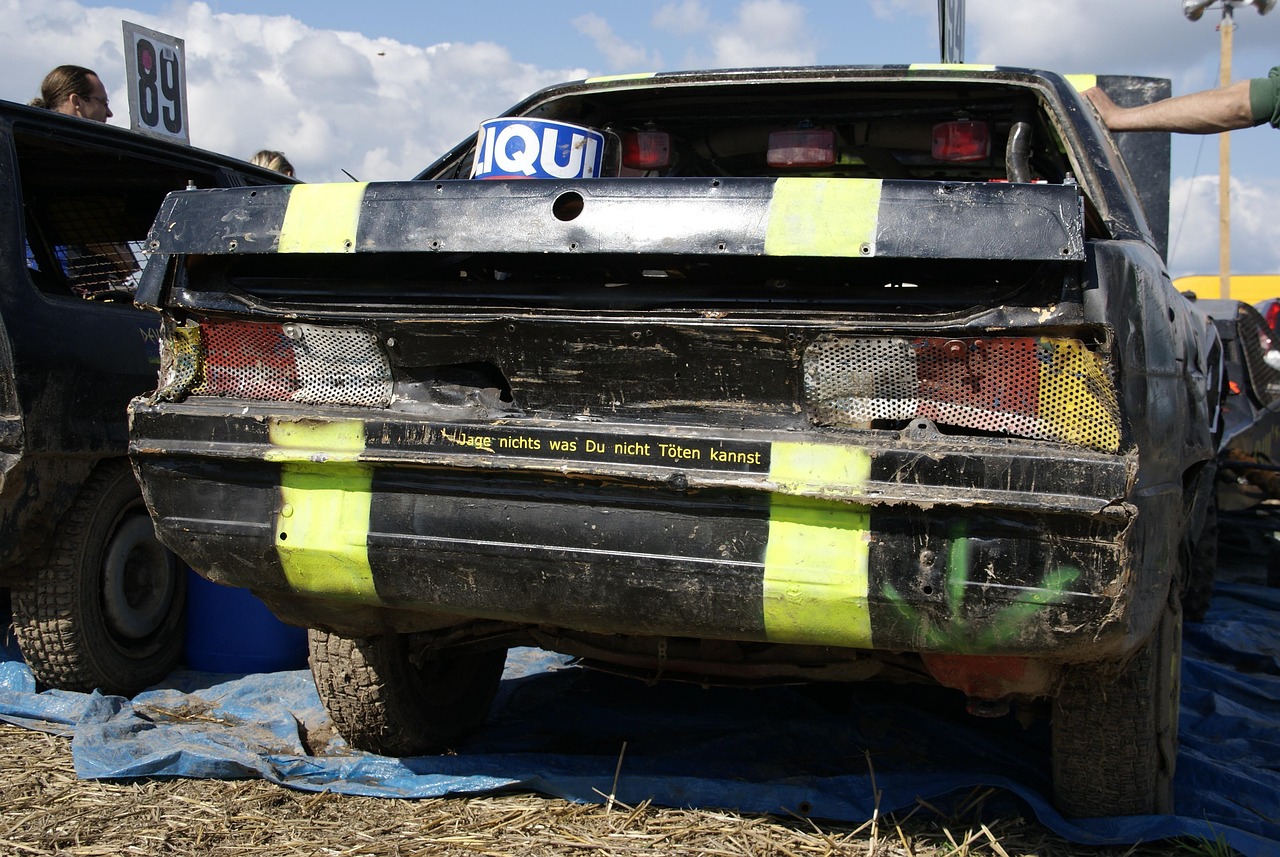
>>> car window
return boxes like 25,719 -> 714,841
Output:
15,127 -> 226,300
424,79 -> 1072,186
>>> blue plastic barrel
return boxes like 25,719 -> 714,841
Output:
184,569 -> 308,673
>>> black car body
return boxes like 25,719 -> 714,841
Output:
127,66 -> 1219,817
0,99 -> 291,694
1198,299 -> 1280,511
1193,298 -> 1280,589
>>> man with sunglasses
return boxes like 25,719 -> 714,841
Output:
29,65 -> 113,123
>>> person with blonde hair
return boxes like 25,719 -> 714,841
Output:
30,65 -> 113,123
251,149 -> 295,177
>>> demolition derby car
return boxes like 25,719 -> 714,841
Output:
1195,296 -> 1280,584
0,99 -> 291,695
127,66 -> 1220,818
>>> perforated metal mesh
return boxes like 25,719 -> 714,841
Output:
196,321 -> 299,401
173,320 -> 392,407
290,324 -> 393,407
804,336 -> 1122,452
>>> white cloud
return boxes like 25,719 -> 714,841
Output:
572,12 -> 662,72
966,0 -> 1276,90
710,0 -> 816,68
1168,174 -> 1280,278
868,0 -> 935,21
1,0 -> 588,182
653,0 -> 712,34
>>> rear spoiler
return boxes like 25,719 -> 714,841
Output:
139,177 -> 1084,307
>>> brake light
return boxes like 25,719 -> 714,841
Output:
159,319 -> 393,407
621,130 -> 671,170
932,120 -> 990,163
767,128 -> 836,168
1265,300 -> 1280,332
803,336 -> 1122,452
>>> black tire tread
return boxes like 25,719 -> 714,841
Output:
10,459 -> 183,694
1051,591 -> 1181,817
1184,499 -> 1217,623
309,629 -> 506,757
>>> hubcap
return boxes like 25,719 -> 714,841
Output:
101,514 -> 177,640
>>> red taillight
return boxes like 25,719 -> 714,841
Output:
767,128 -> 836,168
181,320 -> 393,407
932,120 -> 990,163
803,336 -> 1122,452
1265,300 -> 1280,332
621,130 -> 671,170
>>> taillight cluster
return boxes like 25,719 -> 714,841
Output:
159,319 -> 392,408
619,119 -> 992,172
803,335 -> 1122,453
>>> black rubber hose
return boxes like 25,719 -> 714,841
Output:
1006,120 -> 1032,183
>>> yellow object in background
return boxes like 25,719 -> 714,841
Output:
1175,274 -> 1280,304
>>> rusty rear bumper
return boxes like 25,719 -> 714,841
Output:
131,400 -> 1138,659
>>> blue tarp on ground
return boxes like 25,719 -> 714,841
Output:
3,575 -> 1278,857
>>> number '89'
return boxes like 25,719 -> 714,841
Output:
135,38 -> 183,134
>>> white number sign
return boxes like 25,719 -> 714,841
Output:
122,21 -> 190,145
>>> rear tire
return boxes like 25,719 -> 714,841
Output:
1051,588 -> 1181,817
309,629 -> 507,756
11,460 -> 185,695
1184,499 -> 1217,623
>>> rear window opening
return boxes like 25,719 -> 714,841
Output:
189,254 -> 1075,317
424,80 -> 1073,188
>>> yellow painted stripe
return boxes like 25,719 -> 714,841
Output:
763,496 -> 872,647
908,63 -> 997,71
769,441 -> 872,490
1065,74 -> 1098,92
764,178 -> 882,257
762,442 -> 872,646
278,182 -> 368,253
269,420 -> 379,602
265,419 -> 366,462
584,72 -> 658,84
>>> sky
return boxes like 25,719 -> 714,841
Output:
2,0 -> 1277,278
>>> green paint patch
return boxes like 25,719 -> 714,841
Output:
883,525 -> 1082,652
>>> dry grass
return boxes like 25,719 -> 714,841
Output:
1,722 -> 1191,857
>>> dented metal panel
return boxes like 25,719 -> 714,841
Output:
146,178 -> 1085,262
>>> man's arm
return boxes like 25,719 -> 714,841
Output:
1084,81 -> 1256,133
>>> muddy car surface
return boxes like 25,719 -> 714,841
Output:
128,67 -> 1219,818
0,100 -> 291,695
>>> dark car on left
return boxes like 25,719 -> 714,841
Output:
0,99 -> 292,694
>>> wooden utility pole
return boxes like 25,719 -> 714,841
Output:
1218,5 -> 1234,299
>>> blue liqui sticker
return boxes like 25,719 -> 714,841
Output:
470,118 -> 605,180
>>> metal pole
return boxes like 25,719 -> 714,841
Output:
938,0 -> 965,63
1219,5 -> 1233,299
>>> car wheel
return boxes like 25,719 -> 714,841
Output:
309,629 -> 507,756
11,460 -> 185,695
1051,587 -> 1181,817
